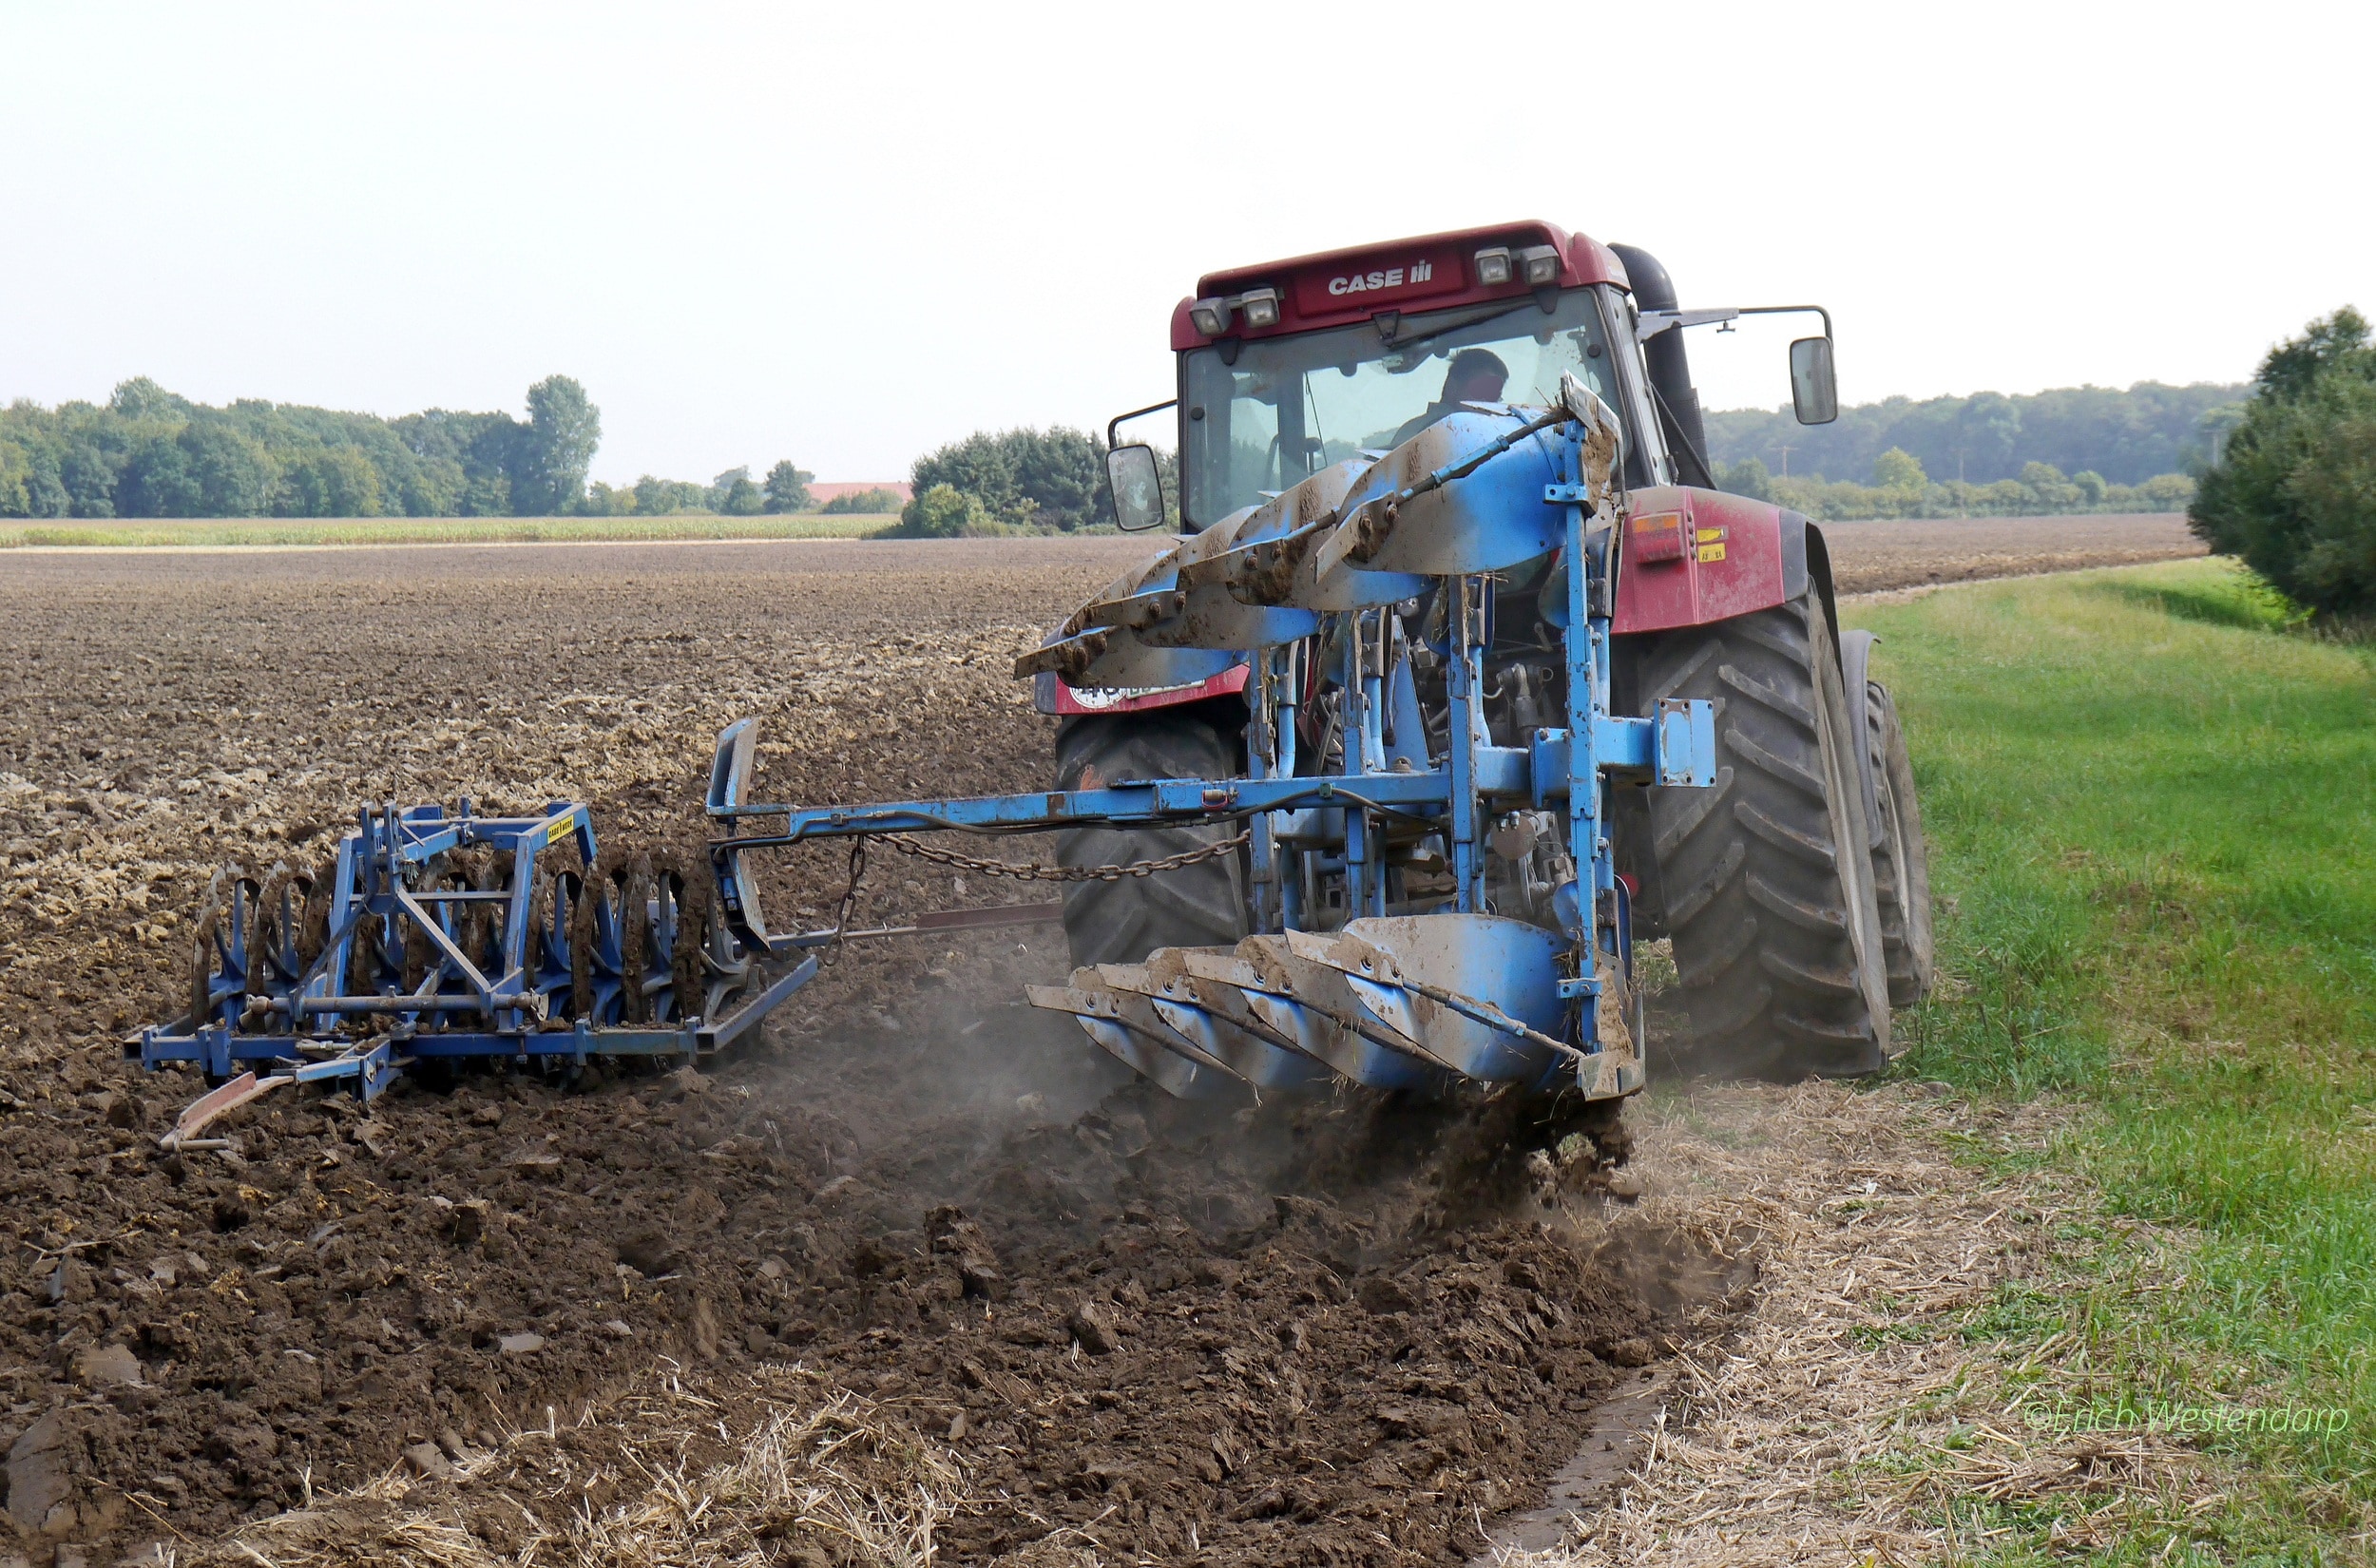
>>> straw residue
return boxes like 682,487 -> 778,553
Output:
1491,1080 -> 2220,1567
182,1367 -> 964,1567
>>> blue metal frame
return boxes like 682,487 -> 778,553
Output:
130,800 -> 819,1101
706,399 -> 1717,1097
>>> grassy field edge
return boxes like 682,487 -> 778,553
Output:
1859,560 -> 2374,1563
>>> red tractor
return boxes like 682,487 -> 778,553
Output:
1033,220 -> 1933,1080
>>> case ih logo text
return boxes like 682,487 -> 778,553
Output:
1328,260 -> 1432,296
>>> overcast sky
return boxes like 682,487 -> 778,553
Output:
2,2 -> 2366,484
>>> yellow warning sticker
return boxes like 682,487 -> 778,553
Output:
547,816 -> 573,843
1696,526 -> 1728,544
1696,543 -> 1727,564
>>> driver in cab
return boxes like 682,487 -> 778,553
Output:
1390,348 -> 1510,446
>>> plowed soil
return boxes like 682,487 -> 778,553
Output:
0,519 -> 2195,1565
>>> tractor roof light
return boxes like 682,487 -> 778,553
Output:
1190,296 -> 1233,336
1516,244 -> 1562,286
1472,246 -> 1512,286
1238,287 -> 1280,329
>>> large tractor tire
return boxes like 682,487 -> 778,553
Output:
1864,681 -> 1935,1008
1630,589 -> 1893,1080
1053,711 -> 1246,968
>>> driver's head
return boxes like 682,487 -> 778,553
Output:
1442,348 -> 1509,406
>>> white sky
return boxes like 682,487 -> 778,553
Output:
2,1 -> 2366,484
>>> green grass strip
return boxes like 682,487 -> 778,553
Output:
1859,560 -> 2375,1561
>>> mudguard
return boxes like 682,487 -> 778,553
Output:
1033,662 -> 1249,717
1611,487 -> 1822,636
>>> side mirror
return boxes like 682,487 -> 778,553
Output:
1790,336 -> 1838,426
1107,444 -> 1166,531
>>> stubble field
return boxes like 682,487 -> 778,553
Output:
0,517 -> 2207,1566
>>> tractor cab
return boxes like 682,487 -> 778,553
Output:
1105,220 -> 1837,534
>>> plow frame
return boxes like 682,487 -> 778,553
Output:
708,400 -> 1717,1099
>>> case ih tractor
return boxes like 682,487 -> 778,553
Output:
1014,220 -> 1933,1089
137,220 -> 1931,1132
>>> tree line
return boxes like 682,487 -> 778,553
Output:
0,376 -> 603,519
0,377 -> 854,521
1,371 -> 2251,532
1705,380 -> 2244,491
1716,451 -> 2195,522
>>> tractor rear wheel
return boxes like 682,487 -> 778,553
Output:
1054,711 -> 1246,968
1865,681 -> 1935,1008
1631,589 -> 1893,1080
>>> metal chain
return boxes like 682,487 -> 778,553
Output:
875,828 -> 1252,884
826,836 -> 869,954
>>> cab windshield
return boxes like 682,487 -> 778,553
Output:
1179,286 -> 1620,527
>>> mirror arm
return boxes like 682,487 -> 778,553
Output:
1636,307 -> 1739,341
1107,399 -> 1178,450
1640,304 -> 1834,341
1734,303 -> 1834,338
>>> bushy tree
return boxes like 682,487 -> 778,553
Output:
172,420 -> 273,516
0,377 -> 614,521
910,427 -> 1108,531
2019,461 -> 2081,509
279,446 -> 386,517
59,441 -> 115,517
0,438 -> 29,516
633,474 -> 705,515
108,376 -> 191,423
707,467 -> 763,515
762,460 -> 814,513
583,481 -> 634,515
115,431 -> 201,517
1871,447 -> 1926,491
459,471 -> 510,517
891,482 -> 1000,538
514,375 -> 601,515
2192,308 -> 2376,618
1715,456 -> 1773,501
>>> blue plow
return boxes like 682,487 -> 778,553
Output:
706,374 -> 1716,1103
